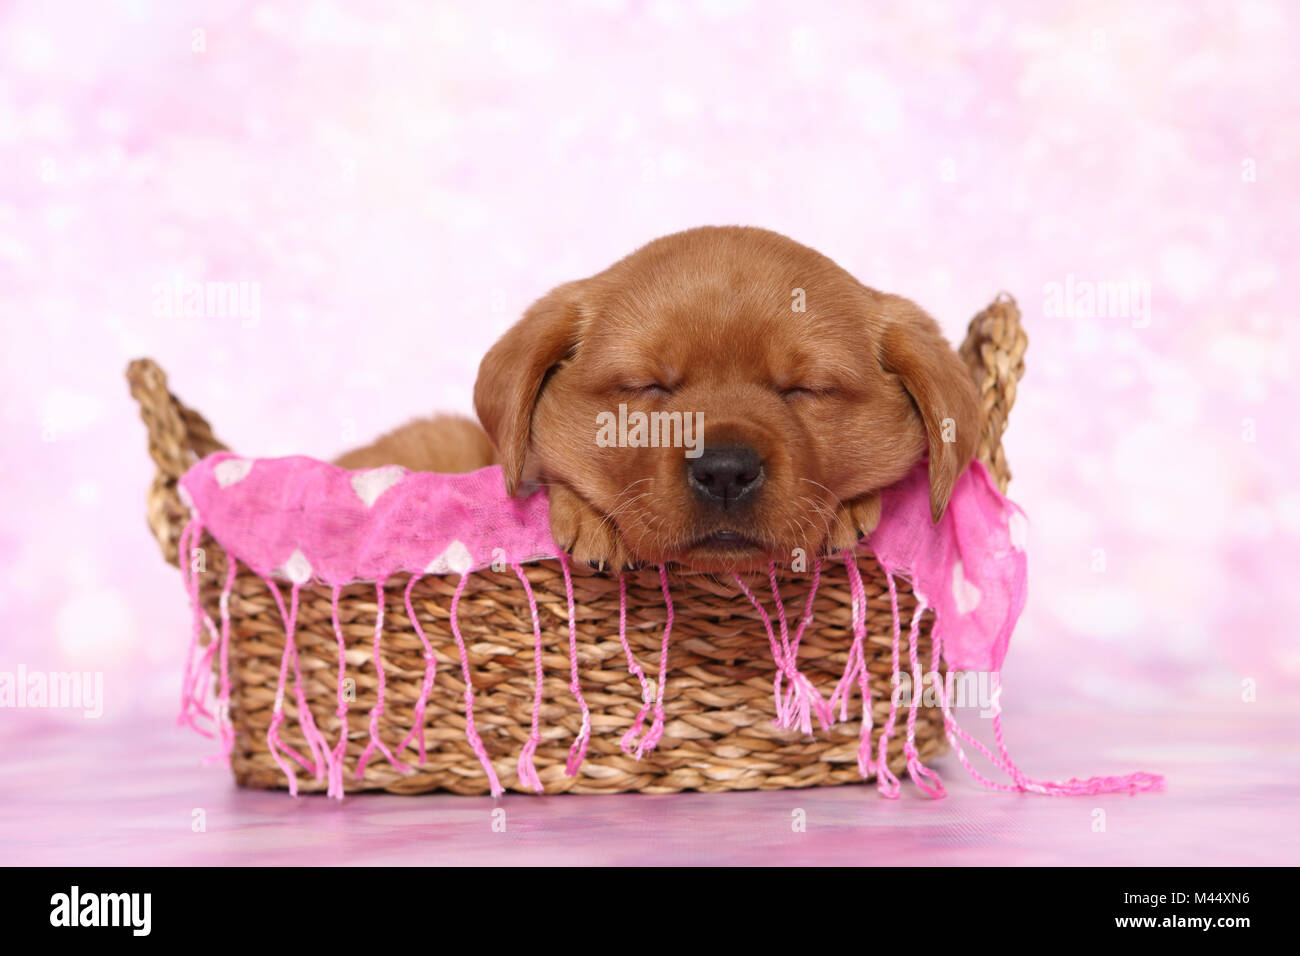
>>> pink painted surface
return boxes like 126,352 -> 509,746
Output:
1,704 -> 1293,866
2,0 -> 1298,863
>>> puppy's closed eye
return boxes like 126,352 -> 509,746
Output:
620,382 -> 675,399
777,385 -> 838,401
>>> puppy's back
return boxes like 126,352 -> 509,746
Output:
334,415 -> 497,474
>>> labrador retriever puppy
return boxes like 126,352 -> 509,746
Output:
337,226 -> 981,573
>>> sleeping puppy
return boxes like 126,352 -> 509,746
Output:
337,226 -> 981,573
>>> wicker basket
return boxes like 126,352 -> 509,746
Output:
128,294 -> 1026,796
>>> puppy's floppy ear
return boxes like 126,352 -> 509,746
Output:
474,281 -> 585,495
878,295 -> 982,522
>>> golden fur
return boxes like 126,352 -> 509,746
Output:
338,226 -> 981,572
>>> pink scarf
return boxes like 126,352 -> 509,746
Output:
174,453 -> 1161,799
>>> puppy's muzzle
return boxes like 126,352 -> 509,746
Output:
687,444 -> 764,508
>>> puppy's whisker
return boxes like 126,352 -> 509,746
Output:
795,492 -> 841,552
798,477 -> 842,505
594,491 -> 653,537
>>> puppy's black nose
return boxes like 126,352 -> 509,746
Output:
687,445 -> 764,506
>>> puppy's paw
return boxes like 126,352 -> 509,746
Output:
547,484 -> 634,573
824,492 -> 882,556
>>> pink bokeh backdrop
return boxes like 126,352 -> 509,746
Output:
3,0 -> 1297,743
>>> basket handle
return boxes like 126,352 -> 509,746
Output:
126,358 -> 228,565
958,293 -> 1027,492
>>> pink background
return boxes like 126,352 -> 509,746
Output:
2,0 -> 1296,865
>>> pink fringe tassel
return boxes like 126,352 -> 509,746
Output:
396,575 -> 438,766
767,561 -> 832,733
930,637 -> 1164,796
639,566 -> 675,756
869,565 -> 1163,800
174,522 -> 1161,802
187,620 -> 220,738
556,555 -> 592,776
176,520 -> 241,764
732,572 -> 791,728
733,570 -> 831,734
780,558 -> 822,719
616,574 -> 655,755
902,595 -> 945,798
355,579 -> 413,779
619,567 -> 674,758
192,622 -> 222,741
263,580 -> 327,795
176,519 -> 198,728
212,558 -> 237,762
766,562 -> 792,718
174,521 -> 238,759
326,585 -> 350,799
830,551 -> 875,777
449,572 -> 503,797
874,571 -> 905,798
512,564 -> 546,793
176,519 -> 218,737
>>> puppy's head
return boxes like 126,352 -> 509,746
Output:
475,226 -> 981,572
